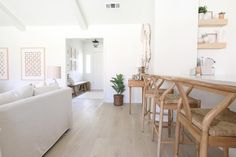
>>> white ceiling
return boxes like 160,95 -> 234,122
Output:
0,0 -> 154,29
67,38 -> 103,43
79,0 -> 154,25
0,0 -> 79,26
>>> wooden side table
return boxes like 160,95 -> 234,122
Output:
128,79 -> 145,114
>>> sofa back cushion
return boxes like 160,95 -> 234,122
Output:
0,84 -> 33,105
33,85 -> 60,96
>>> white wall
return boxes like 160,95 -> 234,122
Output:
198,0 -> 236,76
0,25 -> 143,103
0,27 -> 69,92
83,41 -> 104,90
153,0 -> 198,75
196,0 -> 236,111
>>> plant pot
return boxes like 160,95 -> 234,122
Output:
198,13 -> 205,20
113,94 -> 124,106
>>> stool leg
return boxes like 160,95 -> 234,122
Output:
152,101 -> 157,141
174,113 -> 181,157
223,147 -> 229,157
168,109 -> 171,138
157,102 -> 164,157
195,143 -> 199,157
148,97 -> 152,121
180,126 -> 184,144
141,96 -> 147,132
199,132 -> 209,157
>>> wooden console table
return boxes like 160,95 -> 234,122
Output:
128,79 -> 145,114
68,81 -> 90,96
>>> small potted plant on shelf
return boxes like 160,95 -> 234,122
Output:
219,12 -> 226,19
198,6 -> 208,19
110,74 -> 125,106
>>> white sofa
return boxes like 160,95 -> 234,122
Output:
0,87 -> 72,157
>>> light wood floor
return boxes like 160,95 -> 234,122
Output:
44,98 -> 223,157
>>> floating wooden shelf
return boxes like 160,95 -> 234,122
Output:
199,19 -> 228,27
198,42 -> 227,49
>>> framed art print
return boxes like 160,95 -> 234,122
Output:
72,61 -> 77,71
0,48 -> 9,80
73,48 -> 77,59
21,47 -> 45,80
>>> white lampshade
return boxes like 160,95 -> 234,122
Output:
47,66 -> 61,79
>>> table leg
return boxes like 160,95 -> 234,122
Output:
142,87 -> 144,105
129,87 -> 131,114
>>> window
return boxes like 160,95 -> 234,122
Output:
86,54 -> 91,74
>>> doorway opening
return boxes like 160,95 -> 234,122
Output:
66,38 -> 104,100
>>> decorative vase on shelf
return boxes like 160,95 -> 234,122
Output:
138,66 -> 145,80
198,13 -> 205,20
201,34 -> 209,43
219,12 -> 225,19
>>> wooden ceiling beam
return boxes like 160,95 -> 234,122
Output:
0,0 -> 25,31
74,0 -> 88,30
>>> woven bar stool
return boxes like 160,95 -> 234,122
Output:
173,77 -> 236,157
141,75 -> 173,132
152,80 -> 201,157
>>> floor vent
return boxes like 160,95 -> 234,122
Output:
106,3 -> 120,9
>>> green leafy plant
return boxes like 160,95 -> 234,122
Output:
110,74 -> 125,94
198,6 -> 207,14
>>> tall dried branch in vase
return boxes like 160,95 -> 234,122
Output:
141,23 -> 151,73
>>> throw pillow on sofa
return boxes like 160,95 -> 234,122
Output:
15,84 -> 34,99
0,91 -> 21,105
0,84 -> 34,105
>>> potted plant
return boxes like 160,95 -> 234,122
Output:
219,12 -> 225,19
110,74 -> 125,106
198,6 -> 207,19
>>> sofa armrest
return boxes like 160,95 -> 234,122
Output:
0,87 -> 72,157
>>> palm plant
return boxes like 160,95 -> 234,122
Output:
110,74 -> 125,95
198,6 -> 207,14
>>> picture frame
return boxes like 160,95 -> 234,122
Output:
70,60 -> 73,71
73,48 -> 77,59
0,48 -> 9,80
72,61 -> 77,71
70,48 -> 73,58
21,47 -> 45,80
206,33 -> 218,43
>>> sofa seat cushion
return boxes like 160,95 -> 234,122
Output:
191,108 -> 236,136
